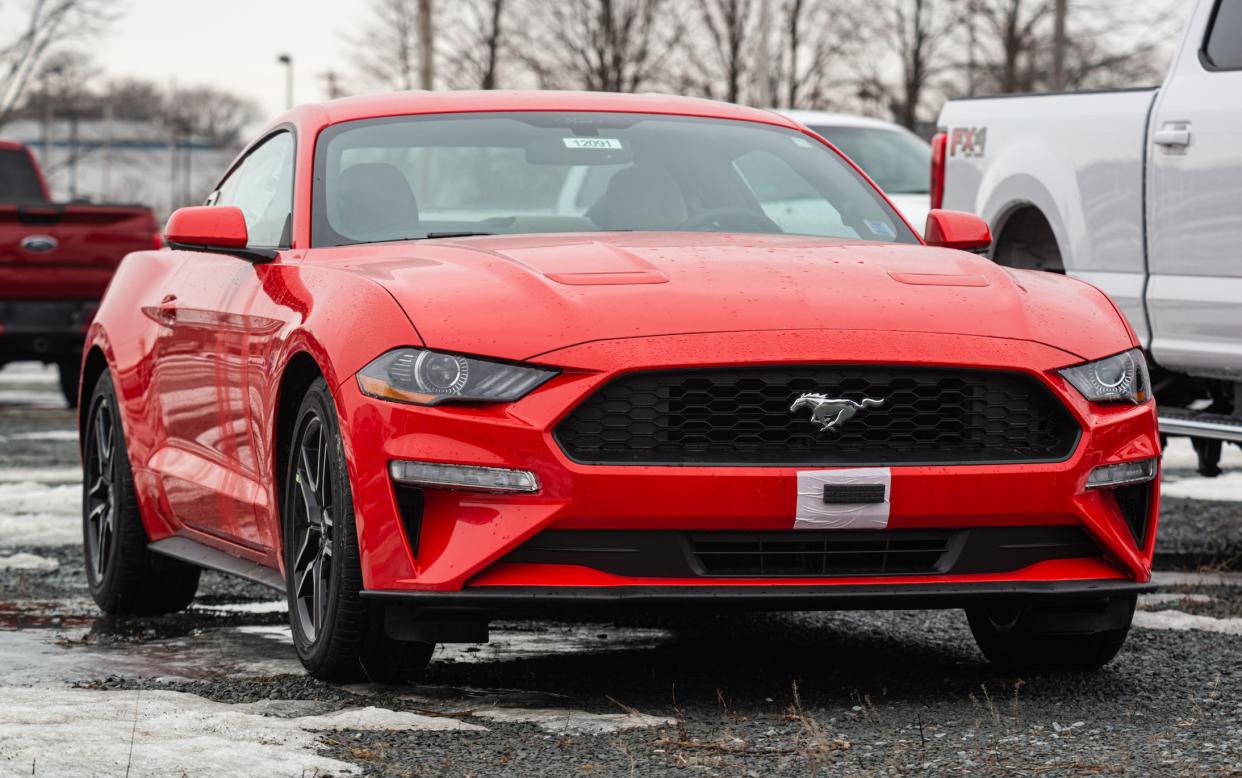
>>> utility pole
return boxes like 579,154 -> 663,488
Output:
1052,0 -> 1067,90
418,0 -> 434,90
756,0 -> 772,106
277,53 -> 294,108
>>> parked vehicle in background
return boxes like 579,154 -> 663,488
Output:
935,0 -> 1242,475
0,140 -> 160,406
781,111 -> 932,234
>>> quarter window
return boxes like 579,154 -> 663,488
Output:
1204,0 -> 1242,70
213,132 -> 295,247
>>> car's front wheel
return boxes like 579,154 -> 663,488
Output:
966,595 -> 1136,670
283,376 -> 433,682
83,370 -> 200,614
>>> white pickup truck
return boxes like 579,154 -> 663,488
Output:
936,0 -> 1242,475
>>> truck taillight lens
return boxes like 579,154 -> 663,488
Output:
930,131 -> 947,211
153,232 -> 165,250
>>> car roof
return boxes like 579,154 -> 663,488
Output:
777,110 -> 912,133
278,91 -> 804,134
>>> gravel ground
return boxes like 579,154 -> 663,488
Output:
2,362 -> 1241,777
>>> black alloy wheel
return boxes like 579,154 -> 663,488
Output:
83,370 -> 200,614
290,413 -> 335,642
282,376 -> 433,682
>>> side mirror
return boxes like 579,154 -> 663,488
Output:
164,205 -> 248,248
162,206 -> 277,262
923,209 -> 992,253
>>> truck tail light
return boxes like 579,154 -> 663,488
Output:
930,131 -> 947,211
153,232 -> 165,250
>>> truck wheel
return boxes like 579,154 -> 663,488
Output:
84,370 -> 201,615
966,595 -> 1136,670
283,376 -> 434,682
58,357 -> 82,408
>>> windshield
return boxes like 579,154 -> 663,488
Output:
312,112 -> 918,247
809,125 -> 931,195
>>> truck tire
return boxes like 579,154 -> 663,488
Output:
83,369 -> 201,615
58,357 -> 81,408
966,595 -> 1135,670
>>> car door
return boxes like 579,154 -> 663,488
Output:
152,131 -> 295,549
1146,0 -> 1242,379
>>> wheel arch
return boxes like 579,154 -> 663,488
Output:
990,203 -> 1065,273
78,345 -> 111,454
273,350 -> 329,530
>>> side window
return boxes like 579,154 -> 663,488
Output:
213,132 -> 295,247
1204,0 -> 1242,69
732,150 -> 854,238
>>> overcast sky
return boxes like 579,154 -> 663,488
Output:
95,0 -> 354,124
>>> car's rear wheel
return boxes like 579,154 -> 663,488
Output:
283,376 -> 433,682
84,370 -> 200,614
966,595 -> 1136,670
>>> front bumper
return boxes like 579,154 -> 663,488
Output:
336,329 -> 1160,595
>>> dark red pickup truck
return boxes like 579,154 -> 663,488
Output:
0,140 -> 159,406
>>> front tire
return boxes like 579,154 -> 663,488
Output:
283,376 -> 433,682
83,370 -> 200,614
966,595 -> 1136,670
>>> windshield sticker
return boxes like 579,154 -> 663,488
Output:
562,137 -> 623,150
864,219 -> 897,239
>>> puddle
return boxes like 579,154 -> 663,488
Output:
0,623 -> 304,684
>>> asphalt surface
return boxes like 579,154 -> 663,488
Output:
1,362 -> 1241,777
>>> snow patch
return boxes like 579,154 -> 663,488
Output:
1161,470 -> 1242,502
1132,609 -> 1242,635
0,552 -> 59,572
4,429 -> 79,442
193,600 -> 288,615
1152,571 -> 1242,588
0,467 -> 81,484
0,686 -> 483,778
1138,592 -> 1213,608
1161,437 -> 1242,472
435,623 -> 672,665
472,706 -> 676,735
0,481 -> 81,547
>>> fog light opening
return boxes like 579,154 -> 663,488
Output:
1086,458 -> 1157,489
388,460 -> 539,493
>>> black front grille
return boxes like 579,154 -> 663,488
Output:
555,366 -> 1079,465
692,532 -> 949,576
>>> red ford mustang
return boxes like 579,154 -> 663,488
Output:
79,91 -> 1159,681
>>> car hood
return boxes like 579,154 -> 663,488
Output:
320,232 -> 1131,363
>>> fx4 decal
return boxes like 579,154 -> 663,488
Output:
949,127 -> 987,158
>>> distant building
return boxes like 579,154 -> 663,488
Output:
2,119 -> 237,218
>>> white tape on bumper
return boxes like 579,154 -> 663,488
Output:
795,468 -> 891,530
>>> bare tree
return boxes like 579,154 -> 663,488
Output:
677,0 -> 755,103
348,0 -> 425,91
443,0 -> 511,89
860,0 -> 962,129
0,0 -> 117,129
765,0 -> 867,109
165,87 -> 260,149
964,0 -> 1176,95
520,0 -> 684,92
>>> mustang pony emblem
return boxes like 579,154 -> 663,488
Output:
790,394 -> 885,432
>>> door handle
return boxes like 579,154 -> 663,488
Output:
142,295 -> 178,327
1153,126 -> 1190,149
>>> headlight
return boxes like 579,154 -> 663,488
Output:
1058,348 -> 1150,404
357,348 -> 557,406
